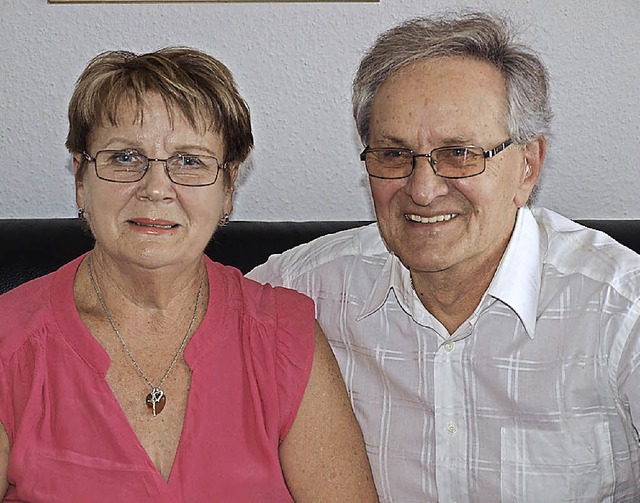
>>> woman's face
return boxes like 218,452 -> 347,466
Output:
74,93 -> 237,272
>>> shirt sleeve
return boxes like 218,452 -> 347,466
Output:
246,254 -> 289,287
272,287 -> 315,442
616,303 -> 640,439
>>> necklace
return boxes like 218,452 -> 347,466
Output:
87,257 -> 204,417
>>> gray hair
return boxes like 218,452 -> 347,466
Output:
352,12 -> 552,146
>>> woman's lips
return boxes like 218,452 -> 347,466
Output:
128,218 -> 179,230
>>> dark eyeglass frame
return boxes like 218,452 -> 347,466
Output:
360,139 -> 513,180
82,150 -> 227,187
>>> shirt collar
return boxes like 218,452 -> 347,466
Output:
357,207 -> 542,338
357,235 -> 417,322
487,206 -> 542,338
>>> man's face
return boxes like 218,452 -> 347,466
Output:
368,56 -> 536,278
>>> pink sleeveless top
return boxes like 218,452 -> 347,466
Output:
0,255 -> 315,502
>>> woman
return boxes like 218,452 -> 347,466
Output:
0,48 -> 377,501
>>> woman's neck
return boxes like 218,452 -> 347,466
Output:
87,247 -> 207,311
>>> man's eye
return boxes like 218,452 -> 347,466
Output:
382,150 -> 409,159
449,148 -> 469,157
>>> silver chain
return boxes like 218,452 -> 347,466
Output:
87,256 -> 203,392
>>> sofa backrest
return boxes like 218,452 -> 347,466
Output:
0,219 -> 369,295
1,218 -> 640,295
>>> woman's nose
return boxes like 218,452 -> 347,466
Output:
136,160 -> 176,201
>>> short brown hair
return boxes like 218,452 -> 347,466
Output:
66,47 -> 253,170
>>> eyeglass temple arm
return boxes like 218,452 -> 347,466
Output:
484,139 -> 513,158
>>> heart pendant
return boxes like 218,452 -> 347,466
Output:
145,388 -> 167,416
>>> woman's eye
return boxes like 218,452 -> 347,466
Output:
111,151 -> 139,163
180,156 -> 203,167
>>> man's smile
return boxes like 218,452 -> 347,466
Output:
404,213 -> 458,224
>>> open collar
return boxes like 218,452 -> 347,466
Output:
486,207 -> 542,338
357,207 -> 542,338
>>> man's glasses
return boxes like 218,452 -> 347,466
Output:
82,149 -> 226,187
360,139 -> 513,180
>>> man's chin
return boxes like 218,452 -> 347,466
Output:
392,248 -> 454,274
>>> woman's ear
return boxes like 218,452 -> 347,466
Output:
227,164 -> 239,188
223,164 -> 240,215
73,153 -> 86,210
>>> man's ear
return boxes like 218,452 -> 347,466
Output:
515,136 -> 546,207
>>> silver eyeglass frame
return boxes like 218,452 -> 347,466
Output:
82,150 -> 227,187
360,139 -> 513,180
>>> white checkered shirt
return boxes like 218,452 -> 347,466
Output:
248,207 -> 640,502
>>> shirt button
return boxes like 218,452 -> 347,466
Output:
444,342 -> 455,352
446,423 -> 457,436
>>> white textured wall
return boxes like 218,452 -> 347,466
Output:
1,0 -> 639,221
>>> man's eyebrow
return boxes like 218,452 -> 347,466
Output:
438,135 -> 474,146
372,133 -> 480,149
371,134 -> 411,148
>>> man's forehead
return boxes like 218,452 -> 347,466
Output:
380,56 -> 506,95
370,57 -> 509,137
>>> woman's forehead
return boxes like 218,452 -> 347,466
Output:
87,95 -> 225,156
98,92 -> 217,135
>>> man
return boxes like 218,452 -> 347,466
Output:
249,12 -> 640,502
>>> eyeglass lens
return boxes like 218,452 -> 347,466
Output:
93,150 -> 220,186
364,146 -> 486,179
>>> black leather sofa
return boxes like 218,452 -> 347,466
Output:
2,218 -> 640,296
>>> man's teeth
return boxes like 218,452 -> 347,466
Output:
406,213 -> 456,224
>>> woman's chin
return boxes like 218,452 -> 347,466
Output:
95,241 -> 200,272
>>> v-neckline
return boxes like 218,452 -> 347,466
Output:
50,254 -> 222,488
98,371 -> 194,485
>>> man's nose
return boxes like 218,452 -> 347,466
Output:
404,155 -> 449,205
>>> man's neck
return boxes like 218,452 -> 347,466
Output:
410,249 -> 505,335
